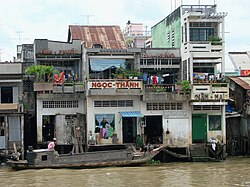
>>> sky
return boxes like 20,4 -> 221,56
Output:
0,0 -> 249,71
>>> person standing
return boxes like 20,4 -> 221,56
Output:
72,124 -> 84,154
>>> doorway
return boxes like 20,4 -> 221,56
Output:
145,116 -> 163,144
42,115 -> 55,142
122,117 -> 137,143
192,114 -> 207,143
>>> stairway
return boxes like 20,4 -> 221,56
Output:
189,144 -> 215,162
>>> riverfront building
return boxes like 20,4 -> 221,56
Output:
0,62 -> 24,158
0,4 -> 230,161
151,4 -> 229,157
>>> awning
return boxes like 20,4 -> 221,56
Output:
119,111 -> 142,117
90,59 -> 125,72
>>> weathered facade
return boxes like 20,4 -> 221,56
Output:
151,5 -> 228,158
33,39 -> 86,152
0,63 -> 24,158
229,77 -> 250,154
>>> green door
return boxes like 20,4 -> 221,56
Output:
192,114 -> 207,143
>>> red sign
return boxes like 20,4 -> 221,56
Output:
241,70 -> 250,76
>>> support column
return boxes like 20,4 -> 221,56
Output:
222,105 -> 226,143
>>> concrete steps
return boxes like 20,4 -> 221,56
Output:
189,144 -> 214,162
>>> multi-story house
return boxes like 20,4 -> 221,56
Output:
68,25 -> 191,158
150,4 -> 229,159
68,25 -> 145,146
0,62 -> 24,159
32,39 -> 85,153
123,21 -> 151,48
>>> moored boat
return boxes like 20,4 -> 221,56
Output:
7,146 -> 163,170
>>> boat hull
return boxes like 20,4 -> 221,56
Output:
7,148 -> 159,170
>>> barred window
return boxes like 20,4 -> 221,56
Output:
193,105 -> 221,111
110,101 -> 118,107
147,103 -> 183,111
42,100 -> 79,108
94,100 -> 133,107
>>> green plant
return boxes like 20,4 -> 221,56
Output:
208,36 -> 222,45
131,69 -> 143,77
25,65 -> 58,82
177,80 -> 191,94
136,135 -> 143,149
147,159 -> 161,165
152,85 -> 166,92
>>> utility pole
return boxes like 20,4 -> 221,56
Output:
80,15 -> 94,25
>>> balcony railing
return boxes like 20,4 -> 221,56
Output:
191,83 -> 229,101
0,103 -> 23,112
34,82 -> 84,93
188,41 -> 222,54
144,84 -> 175,93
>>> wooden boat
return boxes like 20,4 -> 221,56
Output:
7,146 -> 162,170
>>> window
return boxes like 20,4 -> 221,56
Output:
94,100 -> 133,107
95,114 -> 115,140
0,117 -> 4,136
171,30 -> 175,47
209,115 -> 221,130
1,87 -> 13,103
190,28 -> 214,41
146,103 -> 183,111
42,101 -> 79,108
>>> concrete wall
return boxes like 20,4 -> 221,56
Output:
86,95 -> 141,144
152,8 -> 181,48
36,98 -> 85,143
141,100 -> 191,147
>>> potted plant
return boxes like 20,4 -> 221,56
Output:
131,69 -> 143,79
176,80 -> 191,94
208,36 -> 222,45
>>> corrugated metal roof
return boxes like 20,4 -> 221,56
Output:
228,52 -> 250,70
230,77 -> 250,90
119,111 -> 142,117
68,25 -> 126,49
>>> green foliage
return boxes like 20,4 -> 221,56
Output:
25,65 -> 58,82
176,80 -> 191,94
112,67 -> 142,79
147,159 -> 161,165
208,36 -> 222,45
152,85 -> 166,92
136,135 -> 143,148
130,69 -> 143,77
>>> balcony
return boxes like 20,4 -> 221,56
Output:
143,84 -> 189,101
0,63 -> 22,75
185,41 -> 222,59
34,82 -> 84,94
87,79 -> 143,96
191,83 -> 229,101
0,103 -> 23,113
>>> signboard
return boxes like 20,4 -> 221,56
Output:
88,80 -> 142,89
39,48 -> 80,55
241,70 -> 250,76
141,52 -> 175,59
164,111 -> 189,119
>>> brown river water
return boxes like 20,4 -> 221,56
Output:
0,157 -> 250,187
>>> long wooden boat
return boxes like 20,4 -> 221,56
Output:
7,146 -> 162,170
